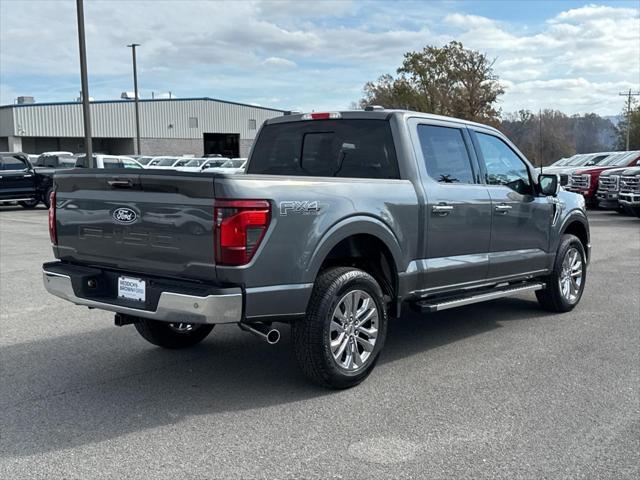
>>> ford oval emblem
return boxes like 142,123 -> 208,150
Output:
112,207 -> 138,224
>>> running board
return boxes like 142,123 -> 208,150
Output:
414,282 -> 546,313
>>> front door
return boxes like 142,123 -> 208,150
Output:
471,130 -> 553,278
412,121 -> 492,292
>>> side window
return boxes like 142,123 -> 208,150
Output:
1,155 -> 29,171
476,133 -> 532,194
417,125 -> 475,184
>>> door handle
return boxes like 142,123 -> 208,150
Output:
107,179 -> 133,188
432,204 -> 454,215
495,203 -> 512,213
23,174 -> 33,178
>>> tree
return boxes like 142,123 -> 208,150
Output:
359,41 -> 504,124
500,110 -> 617,166
617,98 -> 640,150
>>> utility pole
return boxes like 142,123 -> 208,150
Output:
76,0 -> 93,167
619,90 -> 640,151
127,43 -> 142,155
538,108 -> 543,170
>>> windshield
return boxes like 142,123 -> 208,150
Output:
202,160 -> 227,169
155,158 -> 179,166
221,159 -> 244,168
184,159 -> 206,167
136,156 -> 154,165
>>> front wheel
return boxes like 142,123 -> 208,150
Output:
536,234 -> 587,312
292,267 -> 388,389
134,319 -> 214,349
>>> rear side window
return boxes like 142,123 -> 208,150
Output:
248,119 -> 399,179
102,157 -> 121,168
417,125 -> 475,184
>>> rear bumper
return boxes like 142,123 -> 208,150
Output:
42,262 -> 242,324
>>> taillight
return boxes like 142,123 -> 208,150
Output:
214,199 -> 271,265
48,190 -> 57,245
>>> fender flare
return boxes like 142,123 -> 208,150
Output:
303,215 -> 404,284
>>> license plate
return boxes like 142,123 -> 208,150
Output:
118,276 -> 146,302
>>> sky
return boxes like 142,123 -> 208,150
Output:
0,0 -> 638,116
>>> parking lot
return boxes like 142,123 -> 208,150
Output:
0,206 -> 638,479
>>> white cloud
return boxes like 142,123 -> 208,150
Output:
263,57 -> 297,69
0,1 -> 638,114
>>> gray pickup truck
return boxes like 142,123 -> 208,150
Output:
43,109 -> 590,388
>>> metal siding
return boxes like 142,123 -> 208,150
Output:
5,100 -> 282,139
0,107 -> 14,136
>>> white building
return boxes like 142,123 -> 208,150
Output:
0,97 -> 286,157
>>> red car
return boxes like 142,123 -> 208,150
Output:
566,151 -> 640,207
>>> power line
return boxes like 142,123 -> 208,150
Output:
619,90 -> 640,150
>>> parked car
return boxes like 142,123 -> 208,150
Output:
145,156 -> 186,169
75,155 -> 143,169
544,152 -> 614,186
618,166 -> 640,217
134,156 -> 157,166
174,158 -> 212,172
33,152 -> 77,169
202,158 -> 246,174
566,151 -> 640,207
43,109 -> 590,389
0,152 -> 54,208
596,166 -> 632,210
199,158 -> 230,171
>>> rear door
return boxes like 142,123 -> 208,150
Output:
470,129 -> 552,278
0,154 -> 36,199
409,119 -> 492,291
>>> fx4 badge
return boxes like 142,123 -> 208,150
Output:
279,201 -> 321,216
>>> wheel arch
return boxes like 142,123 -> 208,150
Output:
559,213 -> 590,261
306,217 -> 404,302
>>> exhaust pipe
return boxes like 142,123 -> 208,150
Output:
239,323 -> 280,345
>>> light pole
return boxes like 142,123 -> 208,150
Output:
127,43 -> 142,155
76,0 -> 93,167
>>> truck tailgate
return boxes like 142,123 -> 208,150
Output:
54,170 -> 217,281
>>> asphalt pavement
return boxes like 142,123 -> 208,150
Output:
0,205 -> 638,479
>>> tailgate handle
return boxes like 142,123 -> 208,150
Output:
107,179 -> 133,188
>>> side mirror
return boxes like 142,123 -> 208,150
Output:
539,174 -> 560,196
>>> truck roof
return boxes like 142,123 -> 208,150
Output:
266,109 -> 501,134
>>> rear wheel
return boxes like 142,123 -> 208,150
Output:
18,198 -> 39,209
292,267 -> 388,389
134,319 -> 214,349
536,234 -> 586,312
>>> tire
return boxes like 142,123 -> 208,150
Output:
134,319 -> 214,349
42,187 -> 53,209
536,234 -> 587,312
292,267 -> 388,389
18,198 -> 39,209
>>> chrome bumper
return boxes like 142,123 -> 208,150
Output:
43,270 -> 243,324
619,193 -> 640,206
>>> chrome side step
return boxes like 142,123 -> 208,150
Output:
414,282 -> 546,313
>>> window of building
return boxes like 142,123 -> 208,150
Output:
189,117 -> 198,128
248,119 -> 257,130
417,125 -> 475,184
